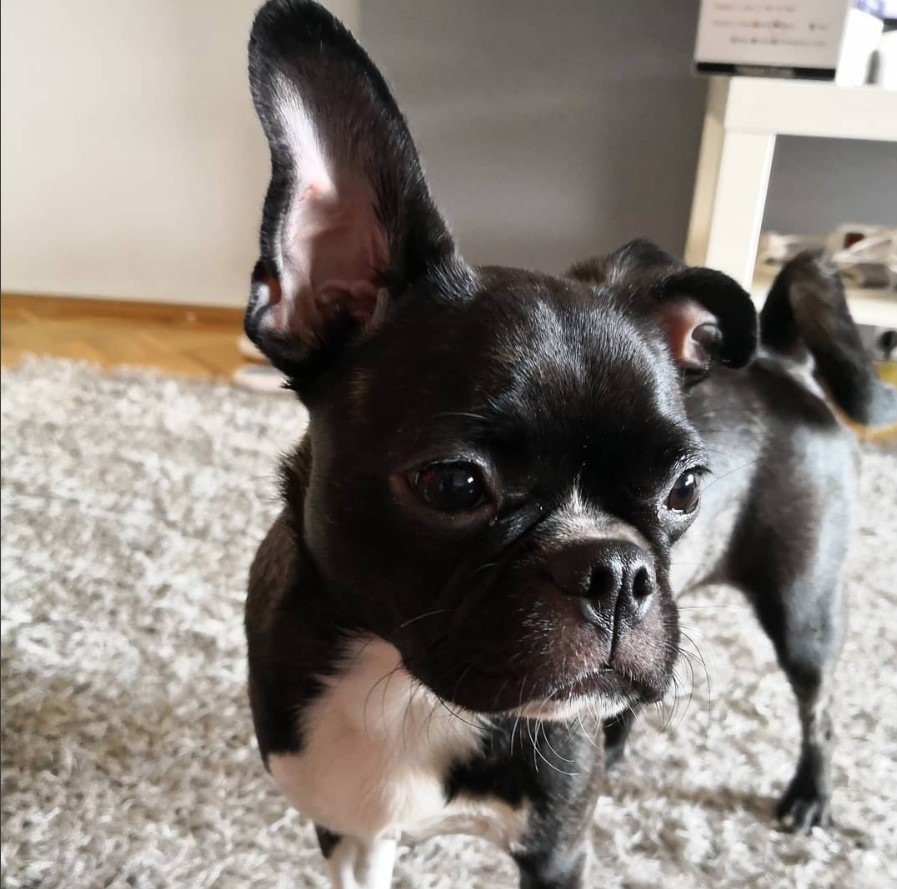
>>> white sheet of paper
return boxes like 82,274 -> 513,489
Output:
694,0 -> 853,70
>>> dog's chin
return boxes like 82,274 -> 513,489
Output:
506,669 -> 668,722
405,652 -> 672,721
509,694 -> 633,723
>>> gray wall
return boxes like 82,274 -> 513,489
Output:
765,138 -> 897,235
363,0 -> 708,274
364,1 -> 896,275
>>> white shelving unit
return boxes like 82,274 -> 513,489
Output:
685,76 -> 897,329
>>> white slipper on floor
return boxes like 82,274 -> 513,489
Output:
231,363 -> 289,393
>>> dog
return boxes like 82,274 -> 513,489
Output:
242,3 -> 897,886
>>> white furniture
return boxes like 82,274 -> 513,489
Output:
685,77 -> 897,329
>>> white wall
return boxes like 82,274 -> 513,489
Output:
0,0 -> 356,307
7,2 -> 887,307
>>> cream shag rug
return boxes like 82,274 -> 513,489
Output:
2,359 -> 896,889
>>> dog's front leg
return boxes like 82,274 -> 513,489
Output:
515,842 -> 592,889
602,707 -> 639,770
316,826 -> 397,889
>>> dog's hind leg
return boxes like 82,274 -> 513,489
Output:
725,475 -> 850,832
734,573 -> 845,831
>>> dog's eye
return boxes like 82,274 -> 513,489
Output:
666,471 -> 700,514
411,463 -> 486,512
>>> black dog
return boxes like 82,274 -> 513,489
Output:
243,3 -> 897,886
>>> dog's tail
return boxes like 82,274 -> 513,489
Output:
759,250 -> 897,429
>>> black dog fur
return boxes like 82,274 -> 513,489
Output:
242,3 -> 890,886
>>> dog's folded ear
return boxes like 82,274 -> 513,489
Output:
568,239 -> 758,382
245,0 -> 458,378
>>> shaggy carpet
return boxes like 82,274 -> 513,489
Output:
2,359 -> 895,889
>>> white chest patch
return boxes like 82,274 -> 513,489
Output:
268,639 -> 529,847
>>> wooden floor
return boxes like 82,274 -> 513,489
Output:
2,293 -> 895,442
1,293 -> 249,379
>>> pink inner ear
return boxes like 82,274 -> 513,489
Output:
655,298 -> 720,369
270,175 -> 390,345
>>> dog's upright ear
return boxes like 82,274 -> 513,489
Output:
245,0 -> 459,378
568,239 -> 758,383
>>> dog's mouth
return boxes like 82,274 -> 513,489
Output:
404,654 -> 670,721
395,556 -> 680,719
486,678 -> 613,723
555,666 -> 640,700
505,664 -> 665,719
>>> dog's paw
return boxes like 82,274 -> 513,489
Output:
776,784 -> 831,833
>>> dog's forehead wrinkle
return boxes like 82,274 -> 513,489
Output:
476,297 -> 654,417
482,322 -> 678,441
541,487 -> 650,548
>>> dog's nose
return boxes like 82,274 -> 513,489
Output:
549,540 -> 656,626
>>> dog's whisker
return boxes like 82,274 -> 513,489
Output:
509,675 -> 530,754
390,608 -> 455,636
542,722 -> 578,767
576,711 -> 603,754
700,456 -> 766,492
361,665 -> 403,738
536,720 -> 579,776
